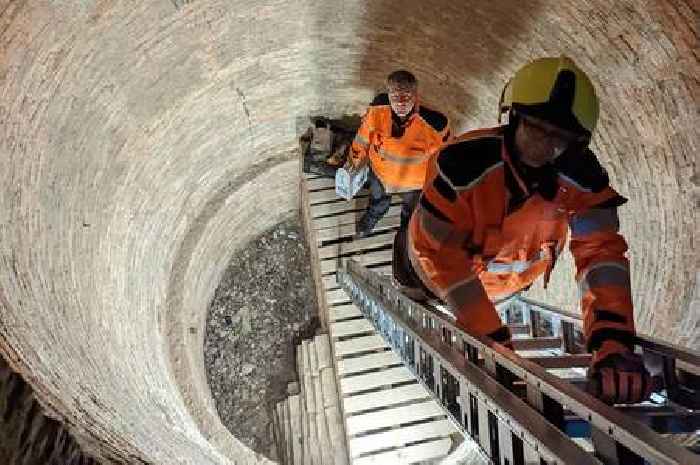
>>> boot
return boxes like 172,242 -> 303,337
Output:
356,212 -> 380,238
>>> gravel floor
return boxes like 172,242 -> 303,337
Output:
204,216 -> 319,458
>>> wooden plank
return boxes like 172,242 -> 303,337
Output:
340,366 -> 415,395
315,215 -> 400,243
318,231 -> 394,260
311,197 -> 401,219
320,249 -> 393,275
348,419 -> 455,457
337,350 -> 402,376
330,318 -> 375,339
334,334 -> 388,358
309,187 -> 368,205
351,437 -> 452,465
306,176 -> 335,190
312,205 -> 402,230
328,304 -> 363,322
326,288 -> 351,305
323,274 -> 340,290
301,183 -> 330,330
343,383 -> 429,414
345,399 -> 446,435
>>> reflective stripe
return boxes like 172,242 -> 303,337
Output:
418,204 -> 454,243
353,134 -> 370,147
578,261 -> 630,295
454,161 -> 504,191
486,249 -> 546,274
377,147 -> 430,165
570,208 -> 619,237
445,275 -> 486,307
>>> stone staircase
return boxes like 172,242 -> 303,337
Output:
272,333 -> 348,465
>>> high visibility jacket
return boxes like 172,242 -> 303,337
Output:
350,94 -> 450,193
408,126 -> 635,350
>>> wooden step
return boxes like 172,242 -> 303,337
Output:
335,334 -> 388,357
345,399 -> 446,436
331,318 -> 375,339
312,205 -> 402,230
304,176 -> 335,191
318,231 -> 395,260
320,249 -> 393,275
351,437 -> 452,465
326,288 -> 352,305
336,350 -> 402,376
340,365 -> 415,395
348,418 -> 455,458
315,216 -> 400,244
328,304 -> 363,323
311,197 -> 401,220
342,382 -> 429,414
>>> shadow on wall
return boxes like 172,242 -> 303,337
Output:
350,0 -> 546,129
0,355 -> 103,465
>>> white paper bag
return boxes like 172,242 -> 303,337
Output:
335,165 -> 368,200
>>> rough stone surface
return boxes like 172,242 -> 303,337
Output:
0,1 -> 697,464
204,218 -> 317,458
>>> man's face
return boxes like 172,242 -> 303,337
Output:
514,115 -> 587,167
388,84 -> 417,118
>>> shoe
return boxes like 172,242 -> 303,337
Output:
356,213 -> 379,238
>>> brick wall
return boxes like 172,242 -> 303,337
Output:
0,1 -> 696,463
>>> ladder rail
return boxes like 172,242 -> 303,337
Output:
339,259 -> 700,465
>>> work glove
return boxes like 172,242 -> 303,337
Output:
587,339 -> 655,404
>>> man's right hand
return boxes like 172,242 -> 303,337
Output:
587,340 -> 656,404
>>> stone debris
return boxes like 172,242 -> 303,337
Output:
204,217 -> 319,457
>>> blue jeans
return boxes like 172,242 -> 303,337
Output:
365,168 -> 420,228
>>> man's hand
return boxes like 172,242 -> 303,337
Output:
587,340 -> 655,404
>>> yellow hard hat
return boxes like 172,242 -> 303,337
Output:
498,56 -> 599,137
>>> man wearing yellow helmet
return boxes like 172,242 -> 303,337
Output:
393,56 -> 653,405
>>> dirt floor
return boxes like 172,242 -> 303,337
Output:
203,216 -> 318,458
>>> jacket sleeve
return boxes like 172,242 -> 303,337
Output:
413,163 -> 504,337
349,108 -> 373,168
567,186 -> 636,352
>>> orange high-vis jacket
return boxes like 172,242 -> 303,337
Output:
350,93 -> 450,193
408,126 -> 635,350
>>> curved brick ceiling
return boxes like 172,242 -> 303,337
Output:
1,1 -> 697,463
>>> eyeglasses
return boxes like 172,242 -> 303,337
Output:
520,114 -> 589,145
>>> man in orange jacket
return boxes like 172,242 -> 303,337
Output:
394,57 -> 653,405
347,70 -> 450,238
